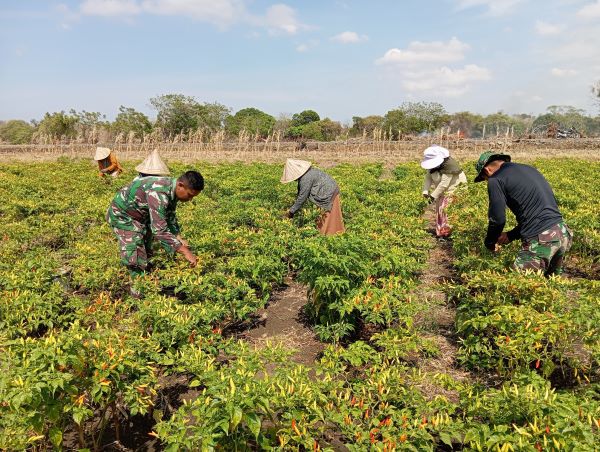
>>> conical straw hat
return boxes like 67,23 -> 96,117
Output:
135,149 -> 170,175
280,159 -> 311,183
94,147 -> 111,161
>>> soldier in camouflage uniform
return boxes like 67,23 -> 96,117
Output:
474,151 -> 573,276
107,171 -> 204,295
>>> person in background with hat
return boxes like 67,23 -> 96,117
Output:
135,149 -> 170,179
421,145 -> 467,238
474,151 -> 573,276
94,147 -> 123,178
106,170 -> 204,298
281,159 -> 345,235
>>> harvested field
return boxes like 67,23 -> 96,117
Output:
1,137 -> 600,164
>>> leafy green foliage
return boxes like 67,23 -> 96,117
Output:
0,159 -> 598,451
150,94 -> 231,136
224,107 -> 275,138
384,101 -> 448,137
0,120 -> 35,144
112,105 -> 153,138
37,111 -> 79,139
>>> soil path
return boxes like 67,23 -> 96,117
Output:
240,278 -> 325,366
413,207 -> 471,396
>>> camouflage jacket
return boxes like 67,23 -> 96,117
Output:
107,177 -> 181,252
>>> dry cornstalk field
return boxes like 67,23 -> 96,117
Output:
1,137 -> 599,165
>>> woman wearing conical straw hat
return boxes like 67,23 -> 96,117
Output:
135,149 -> 171,179
94,147 -> 123,178
281,159 -> 345,235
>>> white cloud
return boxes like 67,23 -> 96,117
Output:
76,0 -> 308,33
376,37 -> 490,97
376,37 -> 468,65
331,31 -> 368,44
262,4 -> 307,35
577,0 -> 600,19
80,0 -> 141,16
455,0 -> 525,16
401,65 -> 492,97
551,67 -> 578,77
295,39 -> 319,52
142,0 -> 245,26
535,20 -> 564,35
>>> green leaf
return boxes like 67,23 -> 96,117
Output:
49,427 -> 63,448
245,412 -> 261,439
439,431 -> 453,446
230,406 -> 243,431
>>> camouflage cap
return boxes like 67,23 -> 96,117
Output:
474,151 -> 511,182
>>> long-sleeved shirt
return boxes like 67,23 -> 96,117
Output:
98,152 -> 123,176
484,162 -> 563,250
422,158 -> 467,199
106,177 -> 182,252
290,167 -> 339,215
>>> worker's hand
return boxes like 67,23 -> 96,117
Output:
497,232 -> 510,245
423,194 -> 435,204
177,246 -> 197,268
176,235 -> 189,248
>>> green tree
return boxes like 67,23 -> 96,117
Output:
291,110 -> 320,127
70,109 -> 109,141
300,122 -> 324,141
0,120 -> 35,144
351,115 -> 384,136
150,94 -> 202,136
225,107 -> 275,138
447,111 -> 484,137
383,102 -> 448,138
112,106 -> 152,138
149,94 -> 231,136
382,109 -> 406,139
37,111 -> 79,138
197,102 -> 231,132
480,111 -> 525,136
532,106 -> 588,134
592,81 -> 600,111
318,118 -> 342,141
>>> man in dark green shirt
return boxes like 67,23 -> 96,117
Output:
474,151 -> 573,276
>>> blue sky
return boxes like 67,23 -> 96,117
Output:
1,0 -> 599,124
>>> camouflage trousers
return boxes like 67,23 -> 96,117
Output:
514,221 -> 573,276
112,227 -> 153,278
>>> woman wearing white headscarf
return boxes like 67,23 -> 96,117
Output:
281,159 -> 345,235
421,145 -> 467,238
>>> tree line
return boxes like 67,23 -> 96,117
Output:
1,93 -> 600,145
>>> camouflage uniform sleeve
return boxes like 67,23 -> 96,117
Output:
147,190 -> 182,252
167,206 -> 181,235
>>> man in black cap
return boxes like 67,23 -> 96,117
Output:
474,151 -> 573,276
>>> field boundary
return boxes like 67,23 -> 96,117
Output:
1,138 -> 599,164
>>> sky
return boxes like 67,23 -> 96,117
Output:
1,0 -> 600,124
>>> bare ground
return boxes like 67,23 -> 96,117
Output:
413,208 -> 472,401
238,278 -> 325,366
